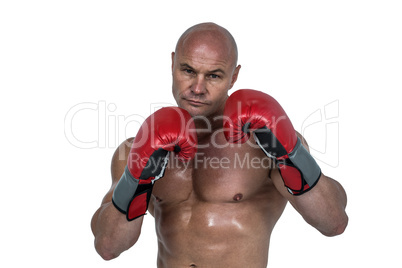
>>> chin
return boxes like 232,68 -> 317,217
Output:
185,106 -> 206,118
182,105 -> 208,119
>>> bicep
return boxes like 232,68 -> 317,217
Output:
91,137 -> 143,256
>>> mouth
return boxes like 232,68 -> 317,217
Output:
184,98 -> 208,107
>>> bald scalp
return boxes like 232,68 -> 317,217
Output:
174,22 -> 238,67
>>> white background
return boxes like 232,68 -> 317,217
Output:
1,0 -> 401,267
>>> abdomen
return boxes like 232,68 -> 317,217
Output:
153,196 -> 282,267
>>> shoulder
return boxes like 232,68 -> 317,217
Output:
99,137 -> 135,205
296,131 -> 310,152
110,137 -> 134,182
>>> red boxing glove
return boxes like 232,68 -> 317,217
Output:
223,89 -> 321,195
113,107 -> 197,220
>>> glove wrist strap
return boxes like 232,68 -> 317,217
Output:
112,166 -> 153,221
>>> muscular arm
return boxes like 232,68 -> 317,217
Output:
223,89 -> 348,236
271,134 -> 348,237
91,138 -> 144,260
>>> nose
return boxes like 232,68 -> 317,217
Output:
191,76 -> 207,95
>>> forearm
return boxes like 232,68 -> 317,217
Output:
290,174 -> 348,236
91,201 -> 143,260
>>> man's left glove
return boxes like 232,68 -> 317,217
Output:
223,89 -> 321,195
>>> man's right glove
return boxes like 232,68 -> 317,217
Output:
112,107 -> 197,221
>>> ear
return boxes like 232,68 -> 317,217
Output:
229,65 -> 241,89
171,52 -> 175,73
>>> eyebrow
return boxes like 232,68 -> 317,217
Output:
180,63 -> 226,75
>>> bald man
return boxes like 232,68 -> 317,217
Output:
91,23 -> 348,267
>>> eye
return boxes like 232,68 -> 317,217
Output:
209,74 -> 220,79
184,69 -> 194,74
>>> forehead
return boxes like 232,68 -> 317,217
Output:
176,30 -> 235,70
179,45 -> 229,71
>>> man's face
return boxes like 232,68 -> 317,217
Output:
172,40 -> 240,120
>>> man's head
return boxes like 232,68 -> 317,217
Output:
171,22 -> 241,119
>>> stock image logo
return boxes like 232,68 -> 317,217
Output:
64,101 -> 174,149
64,100 -> 340,169
300,100 -> 339,168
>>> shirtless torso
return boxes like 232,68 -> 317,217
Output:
91,22 -> 348,268
147,131 -> 287,267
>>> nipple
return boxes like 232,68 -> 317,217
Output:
233,193 -> 243,201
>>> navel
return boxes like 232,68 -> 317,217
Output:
233,193 -> 243,201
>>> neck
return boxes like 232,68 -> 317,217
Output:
190,96 -> 228,143
194,111 -> 224,143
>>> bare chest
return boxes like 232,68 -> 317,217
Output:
152,136 -> 275,203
